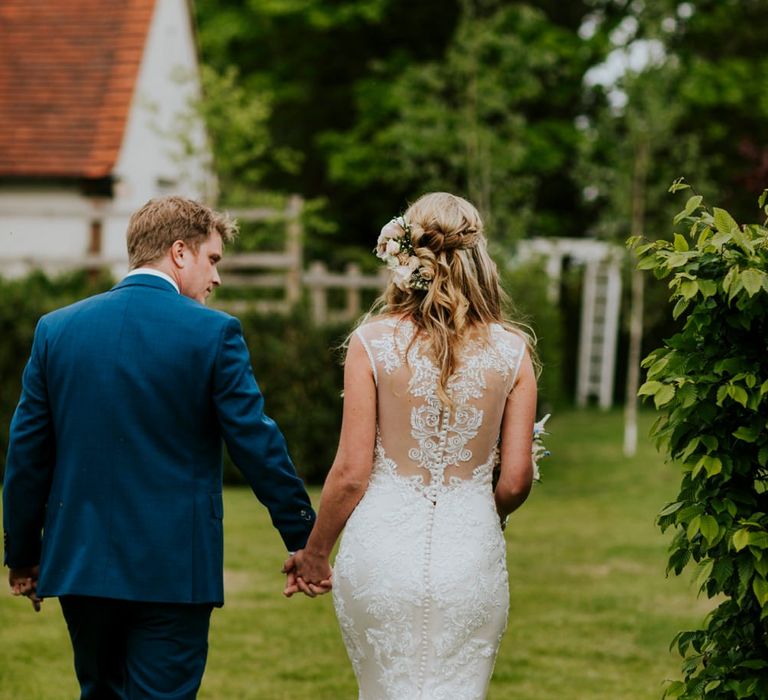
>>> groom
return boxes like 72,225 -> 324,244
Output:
3,196 -> 316,699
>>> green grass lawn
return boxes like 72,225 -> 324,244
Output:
0,409 -> 710,699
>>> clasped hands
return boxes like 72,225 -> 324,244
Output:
282,549 -> 332,598
8,566 -> 42,612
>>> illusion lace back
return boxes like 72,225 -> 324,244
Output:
333,317 -> 526,700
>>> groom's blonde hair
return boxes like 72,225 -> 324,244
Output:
127,196 -> 238,269
367,192 -> 535,405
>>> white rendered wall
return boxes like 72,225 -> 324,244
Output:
112,0 -> 213,210
0,190 -> 92,276
0,0 -> 213,277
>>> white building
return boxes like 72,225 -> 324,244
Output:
0,0 -> 214,277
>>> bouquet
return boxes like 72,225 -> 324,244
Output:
531,413 -> 551,483
492,413 -> 551,489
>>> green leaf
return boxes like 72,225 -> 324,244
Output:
687,515 -> 702,541
695,559 -> 714,593
694,455 -> 722,478
699,515 -> 720,543
704,680 -> 722,693
674,196 -> 703,225
753,576 -> 768,606
748,532 -> 768,549
672,297 -> 690,320
698,279 -> 718,297
722,266 -> 738,293
732,226 -> 755,254
659,501 -> 684,517
713,207 -> 740,234
728,385 -> 749,407
668,178 -> 690,194
741,268 -> 765,297
760,379 -> 768,396
678,280 -> 698,300
733,425 -> 760,442
655,384 -> 676,408
676,383 -> 698,409
716,385 -> 729,406
673,232 -> 690,250
636,255 -> 658,271
697,225 -> 713,247
759,189 -> 767,208
638,380 -> 663,396
679,437 -> 701,462
700,435 -> 718,451
734,529 -> 768,551
646,357 -> 669,379
711,230 -> 732,249
663,680 -> 685,698
665,252 -> 694,269
734,529 -> 752,551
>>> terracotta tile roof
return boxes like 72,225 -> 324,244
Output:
0,0 -> 156,179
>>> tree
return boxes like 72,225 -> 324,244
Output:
194,0 -> 603,253
635,186 -> 768,698
322,1 -> 600,247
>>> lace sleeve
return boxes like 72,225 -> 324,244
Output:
354,328 -> 378,386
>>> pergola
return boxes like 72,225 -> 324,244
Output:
517,237 -> 625,409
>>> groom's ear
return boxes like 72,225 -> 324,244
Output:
170,240 -> 187,269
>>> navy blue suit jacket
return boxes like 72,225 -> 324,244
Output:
3,274 -> 315,605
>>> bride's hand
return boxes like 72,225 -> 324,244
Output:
283,549 -> 332,598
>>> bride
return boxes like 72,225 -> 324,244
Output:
284,192 -> 537,700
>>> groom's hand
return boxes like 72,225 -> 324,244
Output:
282,550 -> 332,598
9,566 -> 42,612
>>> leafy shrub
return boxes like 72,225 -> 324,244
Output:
633,183 -> 768,699
501,260 -> 564,408
228,308 -> 347,485
0,271 -> 113,472
0,264 -> 562,486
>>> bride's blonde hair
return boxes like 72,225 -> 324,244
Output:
366,192 -> 535,404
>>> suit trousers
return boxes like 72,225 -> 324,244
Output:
59,596 -> 213,700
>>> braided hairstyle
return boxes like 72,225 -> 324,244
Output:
373,192 -> 533,405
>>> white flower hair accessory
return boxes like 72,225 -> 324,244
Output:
375,216 -> 430,291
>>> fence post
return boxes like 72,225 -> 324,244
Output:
308,261 -> 327,325
345,262 -> 361,319
285,195 -> 303,306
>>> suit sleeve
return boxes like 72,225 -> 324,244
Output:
212,317 -> 315,551
3,318 -> 55,568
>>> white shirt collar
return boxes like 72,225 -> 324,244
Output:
125,267 -> 180,294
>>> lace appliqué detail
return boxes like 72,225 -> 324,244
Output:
370,319 -> 519,499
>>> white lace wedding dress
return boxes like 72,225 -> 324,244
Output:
332,317 -> 526,700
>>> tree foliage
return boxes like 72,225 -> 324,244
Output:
194,0 -> 601,247
633,184 -> 768,698
322,2 -> 596,245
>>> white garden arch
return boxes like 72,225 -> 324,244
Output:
517,237 -> 625,409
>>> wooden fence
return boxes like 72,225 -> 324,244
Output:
2,195 -> 387,326
216,195 -> 386,323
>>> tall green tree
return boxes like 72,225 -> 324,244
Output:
322,1 -> 598,247
194,0 -> 603,253
669,0 -> 768,219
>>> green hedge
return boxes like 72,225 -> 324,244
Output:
0,271 -> 114,476
501,260 -> 564,409
228,309 -> 347,485
0,266 -> 564,486
0,272 -> 347,485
